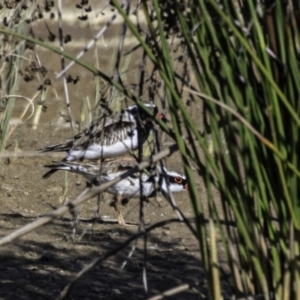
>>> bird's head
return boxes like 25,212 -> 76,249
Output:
126,103 -> 168,122
158,167 -> 188,193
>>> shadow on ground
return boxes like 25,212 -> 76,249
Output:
0,214 -> 208,300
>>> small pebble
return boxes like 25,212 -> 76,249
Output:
174,245 -> 186,251
110,231 -> 120,236
112,289 -> 121,295
162,230 -> 170,236
148,245 -> 158,251
102,215 -> 111,219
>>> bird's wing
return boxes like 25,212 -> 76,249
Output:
103,157 -> 137,174
72,112 -> 136,149
40,112 -> 136,152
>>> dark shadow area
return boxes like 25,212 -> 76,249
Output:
0,214 -> 209,300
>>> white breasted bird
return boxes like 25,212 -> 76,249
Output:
41,103 -> 167,179
43,158 -> 187,225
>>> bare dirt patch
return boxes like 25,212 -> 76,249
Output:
0,126 -> 208,300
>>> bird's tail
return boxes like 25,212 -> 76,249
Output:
42,168 -> 59,179
42,162 -> 71,179
39,139 -> 73,152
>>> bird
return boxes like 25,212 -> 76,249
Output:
43,158 -> 187,225
40,103 -> 167,179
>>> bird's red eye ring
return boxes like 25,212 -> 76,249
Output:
174,177 -> 183,184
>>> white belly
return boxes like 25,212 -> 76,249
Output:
104,175 -> 155,198
67,136 -> 140,161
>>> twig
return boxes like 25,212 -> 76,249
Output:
121,239 -> 138,269
148,281 -> 200,300
0,143 -> 178,247
5,94 -> 35,121
110,0 -> 129,101
57,0 -> 74,133
148,274 -> 264,299
0,151 -> 65,158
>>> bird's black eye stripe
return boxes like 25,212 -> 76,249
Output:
127,106 -> 138,115
146,174 -> 156,183
152,105 -> 158,115
128,104 -> 158,118
131,107 -> 138,115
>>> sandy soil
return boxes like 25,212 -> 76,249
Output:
0,124 -> 214,300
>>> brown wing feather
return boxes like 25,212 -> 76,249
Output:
40,112 -> 135,152
104,157 -> 138,174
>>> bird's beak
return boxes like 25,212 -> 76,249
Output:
156,112 -> 169,122
184,184 -> 188,190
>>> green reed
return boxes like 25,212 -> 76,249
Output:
111,0 -> 300,298
0,6 -> 29,153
